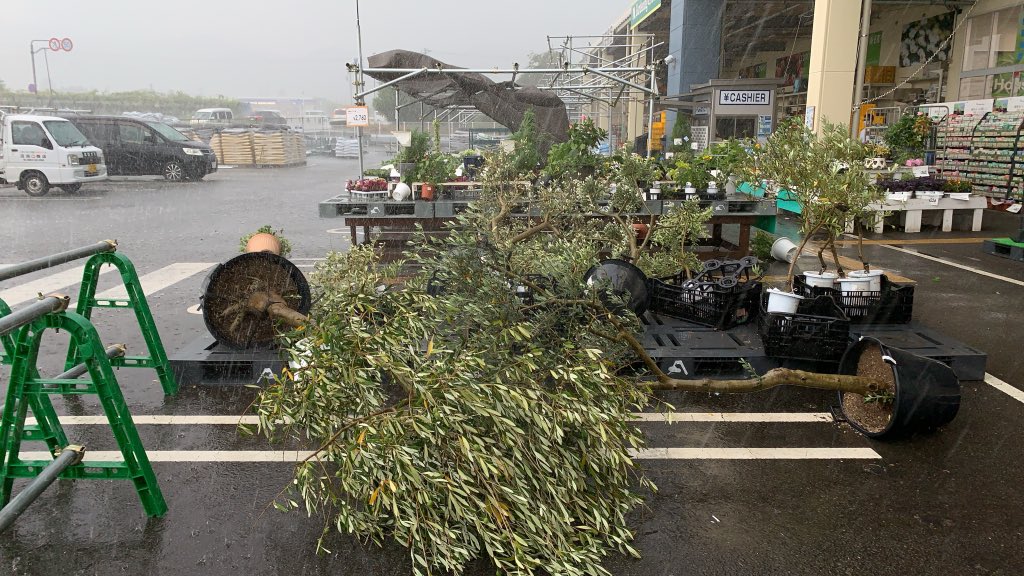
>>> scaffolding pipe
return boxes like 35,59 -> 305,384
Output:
353,68 -> 428,100
361,67 -> 648,75
355,0 -> 366,178
54,344 -> 127,380
647,69 -> 656,157
585,67 -> 657,96
0,446 -> 85,533
0,295 -> 69,338
851,0 -> 873,136
0,241 -> 116,282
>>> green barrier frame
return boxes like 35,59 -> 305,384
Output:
63,252 -> 177,396
0,311 -> 166,517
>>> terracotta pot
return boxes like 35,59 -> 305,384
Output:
245,232 -> 281,255
631,223 -> 650,241
421,183 -> 436,201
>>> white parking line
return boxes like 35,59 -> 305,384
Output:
17,447 -> 881,462
26,415 -> 262,426
985,373 -> 1024,405
0,266 -> 117,306
33,413 -> 834,426
635,412 -> 834,423
633,448 -> 881,459
879,244 -> 1024,287
20,450 -> 314,462
93,262 -> 215,300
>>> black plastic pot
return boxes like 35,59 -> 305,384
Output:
201,252 -> 312,350
837,337 -> 961,439
583,259 -> 650,316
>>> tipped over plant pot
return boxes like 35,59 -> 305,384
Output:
837,337 -> 961,439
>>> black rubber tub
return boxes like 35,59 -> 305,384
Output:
583,259 -> 650,316
837,336 -> 961,439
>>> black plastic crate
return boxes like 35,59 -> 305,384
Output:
793,274 -> 914,324
758,294 -> 850,363
648,274 -> 762,330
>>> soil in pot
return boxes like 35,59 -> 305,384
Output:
841,342 -> 895,433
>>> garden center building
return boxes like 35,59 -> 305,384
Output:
576,0 -> 1024,153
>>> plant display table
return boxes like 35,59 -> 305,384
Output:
319,192 -> 776,256
863,195 -> 987,233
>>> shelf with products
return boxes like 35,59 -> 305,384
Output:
935,111 -> 1024,201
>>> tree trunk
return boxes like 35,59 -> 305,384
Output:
648,368 -> 881,396
785,220 -> 825,291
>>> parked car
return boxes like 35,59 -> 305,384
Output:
249,109 -> 288,127
67,115 -> 217,181
0,113 -> 107,196
190,107 -> 233,126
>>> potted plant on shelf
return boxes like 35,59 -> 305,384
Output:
420,154 -> 460,201
863,142 -> 890,170
666,155 -> 711,201
706,139 -> 751,195
610,151 -> 663,207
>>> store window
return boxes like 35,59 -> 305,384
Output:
715,116 -> 756,140
959,5 -> 1024,98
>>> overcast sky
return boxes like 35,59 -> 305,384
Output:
2,1 -> 631,100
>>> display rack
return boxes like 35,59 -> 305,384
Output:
935,114 -> 982,178
970,111 -> 1024,200
936,112 -> 1024,201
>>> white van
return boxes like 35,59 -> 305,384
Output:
0,113 -> 108,196
190,108 -> 234,126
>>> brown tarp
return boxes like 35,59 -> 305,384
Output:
365,50 -> 568,149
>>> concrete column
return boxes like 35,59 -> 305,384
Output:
804,0 -> 863,133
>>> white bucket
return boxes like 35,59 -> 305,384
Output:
803,271 -> 838,289
391,182 -> 411,201
849,269 -> 884,291
771,237 -> 799,263
766,288 -> 803,314
836,277 -> 872,294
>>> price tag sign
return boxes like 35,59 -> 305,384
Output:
346,106 -> 369,127
912,166 -> 931,178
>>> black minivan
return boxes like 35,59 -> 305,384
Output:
67,115 -> 217,181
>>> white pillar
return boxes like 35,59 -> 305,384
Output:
804,0 -> 862,133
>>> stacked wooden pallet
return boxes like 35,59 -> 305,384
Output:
210,130 -> 306,167
209,130 -> 255,166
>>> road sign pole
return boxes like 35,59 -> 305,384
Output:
29,43 -> 38,96
43,49 -> 54,105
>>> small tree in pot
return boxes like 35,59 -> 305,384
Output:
739,119 -> 878,286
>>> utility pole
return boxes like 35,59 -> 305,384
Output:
355,0 -> 366,178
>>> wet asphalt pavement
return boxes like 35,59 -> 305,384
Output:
1,153 -> 1022,575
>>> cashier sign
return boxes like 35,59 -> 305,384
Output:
718,90 -> 771,105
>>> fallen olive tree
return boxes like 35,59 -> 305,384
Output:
248,145 -> 902,576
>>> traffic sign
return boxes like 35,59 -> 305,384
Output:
28,83 -> 37,94
61,38 -> 73,51
48,37 -> 61,51
346,106 -> 369,127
